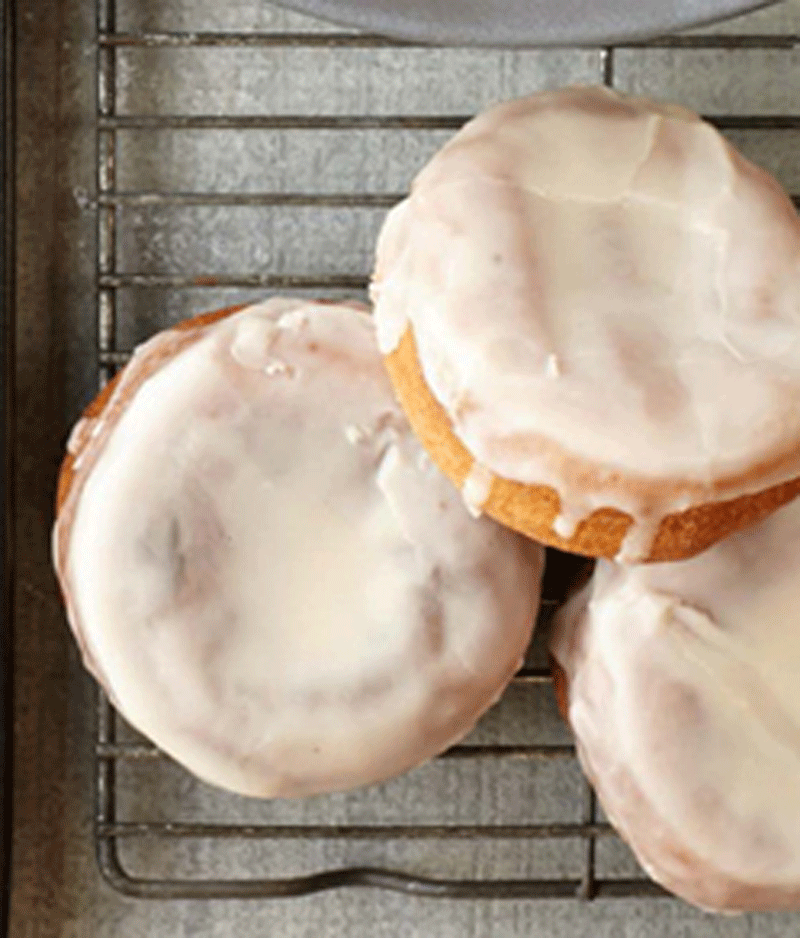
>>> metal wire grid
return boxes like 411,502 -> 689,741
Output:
91,0 -> 800,902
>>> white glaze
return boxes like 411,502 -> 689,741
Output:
461,461 -> 494,518
344,424 -> 369,445
614,515 -> 663,564
56,299 -> 544,798
552,502 -> 587,540
551,497 -> 800,904
545,353 -> 561,378
372,86 -> 800,560
66,417 -> 96,456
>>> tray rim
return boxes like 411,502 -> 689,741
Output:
272,0 -> 776,46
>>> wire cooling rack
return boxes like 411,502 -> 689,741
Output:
91,0 -> 800,900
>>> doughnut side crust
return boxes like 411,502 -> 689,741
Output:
385,326 -> 800,562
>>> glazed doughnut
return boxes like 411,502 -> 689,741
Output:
372,85 -> 800,562
53,299 -> 544,798
550,498 -> 800,911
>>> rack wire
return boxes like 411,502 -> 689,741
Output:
92,0 -> 800,900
